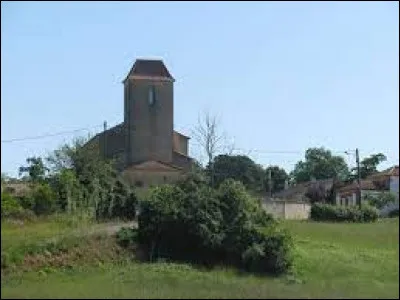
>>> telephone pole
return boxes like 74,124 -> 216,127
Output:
356,148 -> 361,209
345,148 -> 362,208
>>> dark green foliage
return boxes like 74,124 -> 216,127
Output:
366,192 -> 396,209
18,157 -> 49,183
264,166 -> 289,194
30,184 -> 56,216
242,227 -> 293,275
291,147 -> 349,183
95,179 -> 137,221
111,180 -> 127,219
351,153 -> 387,179
1,192 -> 22,218
310,203 -> 378,223
124,192 -> 137,220
116,227 -> 137,248
388,208 -> 399,218
1,192 -> 36,221
136,177 -> 292,275
46,137 -> 117,215
16,195 -> 35,211
207,155 -> 265,192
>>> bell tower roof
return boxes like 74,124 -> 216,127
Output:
123,58 -> 175,83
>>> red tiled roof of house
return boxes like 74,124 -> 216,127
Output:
367,165 -> 399,179
337,179 -> 378,193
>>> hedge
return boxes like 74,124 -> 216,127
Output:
310,203 -> 378,222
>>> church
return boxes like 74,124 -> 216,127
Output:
90,59 -> 193,188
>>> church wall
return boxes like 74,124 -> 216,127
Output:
121,169 -> 184,188
126,79 -> 173,164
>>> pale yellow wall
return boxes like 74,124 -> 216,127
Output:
263,201 -> 310,220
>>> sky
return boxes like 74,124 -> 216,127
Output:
1,1 -> 399,177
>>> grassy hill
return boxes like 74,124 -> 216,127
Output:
1,217 -> 398,299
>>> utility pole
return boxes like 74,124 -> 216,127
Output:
356,148 -> 361,209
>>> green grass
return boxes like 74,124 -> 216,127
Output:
1,218 -> 398,299
1,213 -> 133,271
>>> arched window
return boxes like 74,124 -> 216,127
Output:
148,86 -> 155,106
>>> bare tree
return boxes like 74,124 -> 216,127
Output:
192,110 -> 233,166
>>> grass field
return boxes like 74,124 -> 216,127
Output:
1,217 -> 399,299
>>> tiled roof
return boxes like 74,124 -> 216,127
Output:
366,165 -> 399,180
337,180 -> 378,193
273,178 -> 334,199
124,59 -> 174,81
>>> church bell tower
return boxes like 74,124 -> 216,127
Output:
123,59 -> 175,167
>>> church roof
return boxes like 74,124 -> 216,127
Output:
123,59 -> 174,82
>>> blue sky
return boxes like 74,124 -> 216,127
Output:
1,1 -> 399,177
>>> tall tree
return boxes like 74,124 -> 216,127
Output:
354,153 -> 387,179
264,166 -> 289,194
19,156 -> 49,183
291,147 -> 349,183
207,154 -> 264,192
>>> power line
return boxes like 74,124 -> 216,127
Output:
1,125 -> 103,144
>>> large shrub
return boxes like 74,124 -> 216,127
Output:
136,178 -> 292,275
366,192 -> 396,209
95,179 -> 138,221
1,192 -> 22,218
310,203 -> 378,222
388,208 -> 399,218
30,183 -> 57,216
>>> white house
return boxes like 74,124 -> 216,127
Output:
336,166 -> 399,214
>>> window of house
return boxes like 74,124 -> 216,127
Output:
163,176 -> 167,183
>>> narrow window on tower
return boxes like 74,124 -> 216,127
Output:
148,85 -> 155,106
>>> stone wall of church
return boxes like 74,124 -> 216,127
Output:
125,79 -> 174,165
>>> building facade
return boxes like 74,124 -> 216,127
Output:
89,59 -> 193,187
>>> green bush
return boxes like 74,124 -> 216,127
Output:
116,227 -> 137,248
1,192 -> 36,221
388,208 -> 399,218
1,192 -> 23,218
124,191 -> 137,220
367,192 -> 396,209
310,203 -> 378,223
95,179 -> 137,221
16,195 -> 35,211
242,227 -> 293,275
136,178 -> 292,275
30,184 -> 57,216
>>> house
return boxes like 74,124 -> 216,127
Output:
335,166 -> 399,213
262,178 -> 335,220
88,59 -> 194,188
267,178 -> 335,202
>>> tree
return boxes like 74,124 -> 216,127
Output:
46,136 -> 117,215
264,166 -> 288,195
291,147 -> 349,183
192,110 -> 234,167
354,153 -> 387,179
207,154 -> 265,193
19,157 -> 49,183
111,179 -> 129,219
305,182 -> 328,204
